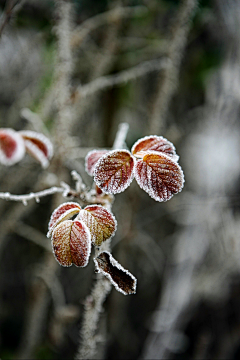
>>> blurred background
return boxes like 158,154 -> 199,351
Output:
1,0 -> 240,359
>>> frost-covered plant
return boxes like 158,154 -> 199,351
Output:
45,134 -> 184,296
0,128 -> 53,168
86,135 -> 184,202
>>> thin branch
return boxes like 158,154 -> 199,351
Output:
75,122 -> 130,359
0,186 -> 65,205
149,0 -> 199,134
20,108 -> 50,136
0,0 -> 24,39
112,122 -> 129,150
71,5 -> 148,48
75,57 -> 169,99
13,221 -> 52,252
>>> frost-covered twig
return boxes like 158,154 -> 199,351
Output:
71,5 -> 148,48
75,123 -> 130,359
20,108 -> 50,135
112,122 -> 129,150
76,58 -> 169,99
0,186 -> 65,205
150,0 -> 198,133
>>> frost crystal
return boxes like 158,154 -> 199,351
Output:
52,220 -> 91,267
78,205 -> 117,246
94,251 -> 137,295
131,135 -> 179,162
93,150 -> 135,194
85,149 -> 109,176
0,128 -> 25,166
19,130 -> 53,168
48,202 -> 81,238
134,151 -> 184,202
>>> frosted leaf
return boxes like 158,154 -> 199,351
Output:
85,149 -> 109,176
47,202 -> 81,238
52,220 -> 91,267
69,220 -> 91,267
94,150 -> 135,194
131,135 -> 179,162
0,128 -> 25,166
52,220 -> 73,267
94,251 -> 137,295
134,151 -> 184,202
79,205 -> 117,246
19,130 -> 53,168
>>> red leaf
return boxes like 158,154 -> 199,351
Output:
94,251 -> 137,295
131,135 -> 179,162
47,202 -> 81,238
85,149 -> 109,176
0,128 -> 25,166
52,220 -> 91,267
79,205 -> 117,246
134,151 -> 184,202
19,130 -> 53,168
94,150 -> 135,194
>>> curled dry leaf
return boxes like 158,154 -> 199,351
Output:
94,150 -> 135,194
79,205 -> 117,246
47,202 -> 81,238
134,151 -> 184,202
131,135 -> 179,162
0,128 -> 25,166
19,130 -> 53,168
94,251 -> 137,295
52,220 -> 91,267
85,149 -> 109,176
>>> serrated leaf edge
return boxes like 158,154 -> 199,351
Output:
93,149 -> 136,194
134,151 -> 185,202
94,251 -> 137,295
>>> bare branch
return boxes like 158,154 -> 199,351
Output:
150,0 -> 199,133
112,122 -> 129,150
0,0 -> 25,39
13,221 -> 52,252
71,5 -> 148,48
75,57 -> 169,99
0,186 -> 65,205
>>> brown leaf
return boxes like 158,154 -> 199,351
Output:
52,220 -> 91,267
94,251 -> 137,295
79,205 -> 117,246
48,202 -> 81,238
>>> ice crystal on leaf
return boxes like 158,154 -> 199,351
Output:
52,220 -> 91,267
88,135 -> 184,202
134,151 -> 184,202
0,128 -> 25,166
131,135 -> 179,162
79,205 -> 117,246
19,130 -> 53,168
85,149 -> 109,176
94,251 -> 137,295
0,128 -> 53,167
47,202 -> 81,238
48,202 -> 118,267
93,150 -> 135,194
